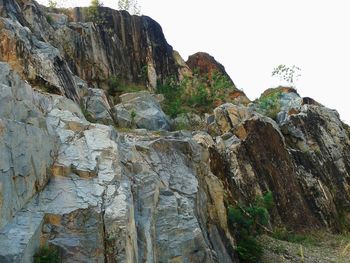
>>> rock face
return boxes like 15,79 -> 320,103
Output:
1,0 -> 350,262
0,62 -> 236,262
51,6 -> 180,89
206,93 -> 350,231
0,62 -> 55,229
0,0 -> 83,103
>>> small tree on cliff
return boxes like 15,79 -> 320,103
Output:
272,64 -> 301,88
118,0 -> 141,15
88,0 -> 105,25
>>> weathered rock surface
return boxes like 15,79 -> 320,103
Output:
0,62 -> 55,229
1,0 -> 350,262
0,62 -> 237,262
0,3 -> 83,102
50,6 -> 181,89
82,88 -> 114,125
206,98 -> 350,231
113,91 -> 170,131
172,112 -> 205,131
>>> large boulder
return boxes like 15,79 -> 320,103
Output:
82,88 -> 114,125
113,91 -> 170,131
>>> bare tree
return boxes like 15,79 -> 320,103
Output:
272,64 -> 301,88
118,0 -> 141,15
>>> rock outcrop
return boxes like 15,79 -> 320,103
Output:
186,52 -> 250,106
206,92 -> 350,232
0,62 -> 236,262
0,0 -> 350,262
186,52 -> 233,82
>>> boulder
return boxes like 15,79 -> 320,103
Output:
210,103 -> 254,135
172,112 -> 205,131
113,91 -> 170,131
82,88 -> 114,125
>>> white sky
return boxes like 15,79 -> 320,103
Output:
39,0 -> 350,123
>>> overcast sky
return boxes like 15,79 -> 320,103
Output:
39,0 -> 350,123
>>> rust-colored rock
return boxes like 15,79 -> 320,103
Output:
186,52 -> 233,81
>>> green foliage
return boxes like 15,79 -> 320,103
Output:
157,77 -> 187,118
87,0 -> 105,25
185,70 -> 233,109
130,109 -> 136,127
228,191 -> 274,262
187,82 -> 210,107
256,90 -> 282,120
173,120 -> 190,131
156,71 -> 234,118
46,15 -> 54,25
33,246 -> 61,263
107,76 -> 120,96
139,65 -> 148,82
236,236 -> 263,262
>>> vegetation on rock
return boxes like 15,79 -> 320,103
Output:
33,245 -> 61,263
228,191 -> 274,262
157,70 -> 235,117
255,89 -> 282,119
87,0 -> 105,25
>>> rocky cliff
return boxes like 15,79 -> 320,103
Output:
0,0 -> 349,262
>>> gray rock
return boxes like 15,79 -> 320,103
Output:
0,17 -> 81,102
0,63 -> 55,229
113,91 -> 170,131
173,113 -> 205,130
82,88 -> 114,125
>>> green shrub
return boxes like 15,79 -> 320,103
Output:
86,0 -> 105,25
139,65 -> 148,82
157,77 -> 187,118
34,245 -> 61,263
46,15 -> 54,25
107,76 -> 120,96
228,191 -> 274,262
236,236 -> 263,262
256,90 -> 282,120
156,71 -> 235,117
173,120 -> 190,131
130,109 -> 136,128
